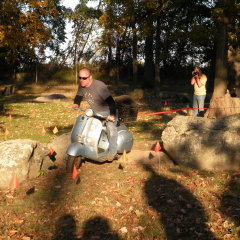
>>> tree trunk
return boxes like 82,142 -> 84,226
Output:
154,17 -> 161,90
144,20 -> 154,88
212,18 -> 228,98
35,63 -> 38,84
13,65 -> 16,82
207,17 -> 230,118
115,38 -> 120,84
132,22 -> 138,87
74,46 -> 78,85
75,64 -> 78,85
108,46 -> 112,63
205,95 -> 240,119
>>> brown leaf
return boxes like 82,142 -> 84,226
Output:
146,208 -> 158,218
22,237 -> 31,240
236,226 -> 240,232
14,219 -> 24,224
8,230 -> 18,236
223,234 -> 232,239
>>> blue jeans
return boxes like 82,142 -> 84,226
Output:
98,111 -> 118,156
193,95 -> 206,117
106,120 -> 118,155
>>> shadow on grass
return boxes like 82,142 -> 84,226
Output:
23,162 -> 119,239
0,112 -> 30,119
219,173 -> 240,237
22,168 -> 75,238
81,216 -> 120,240
128,114 -> 173,141
142,163 -> 217,240
53,214 -> 77,240
0,94 -> 37,104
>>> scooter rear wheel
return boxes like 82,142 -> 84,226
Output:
66,155 -> 83,173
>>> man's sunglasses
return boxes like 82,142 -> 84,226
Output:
78,76 -> 90,80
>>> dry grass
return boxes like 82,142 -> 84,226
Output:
0,84 -> 239,239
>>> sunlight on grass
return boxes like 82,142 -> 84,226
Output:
1,89 -> 240,240
0,102 -> 76,143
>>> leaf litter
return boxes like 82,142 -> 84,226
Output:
0,99 -> 240,239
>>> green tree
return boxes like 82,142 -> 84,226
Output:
72,0 -> 240,95
0,0 -> 66,80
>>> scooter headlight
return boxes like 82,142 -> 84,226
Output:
85,109 -> 93,117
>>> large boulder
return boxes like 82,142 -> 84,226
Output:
0,139 -> 52,189
161,114 -> 240,170
48,132 -> 71,166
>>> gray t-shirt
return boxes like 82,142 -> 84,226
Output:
76,80 -> 111,113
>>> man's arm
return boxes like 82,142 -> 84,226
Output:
72,95 -> 83,108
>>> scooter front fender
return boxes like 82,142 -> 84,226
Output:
66,142 -> 83,157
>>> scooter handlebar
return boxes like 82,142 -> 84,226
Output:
71,107 -> 107,120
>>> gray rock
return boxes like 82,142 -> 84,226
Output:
0,139 -> 52,189
48,132 -> 71,166
161,114 -> 240,170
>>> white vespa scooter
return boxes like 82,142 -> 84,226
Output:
66,108 -> 133,172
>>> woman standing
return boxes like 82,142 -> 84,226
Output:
191,67 -> 207,117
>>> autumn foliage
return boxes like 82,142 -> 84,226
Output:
0,0 -> 66,65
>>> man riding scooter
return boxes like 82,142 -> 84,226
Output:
72,68 -> 118,161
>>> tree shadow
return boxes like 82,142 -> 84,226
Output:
53,214 -> 77,240
190,116 -> 240,169
128,114 -> 173,141
39,168 -> 79,207
81,216 -> 121,240
22,167 -> 78,237
219,173 -> 240,237
0,94 -> 37,104
142,163 -> 217,240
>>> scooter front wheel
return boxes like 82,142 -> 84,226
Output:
66,155 -> 83,173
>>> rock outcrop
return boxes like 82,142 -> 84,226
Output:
48,132 -> 71,166
161,114 -> 240,170
0,139 -> 52,189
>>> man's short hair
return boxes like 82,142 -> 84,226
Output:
79,68 -> 91,75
